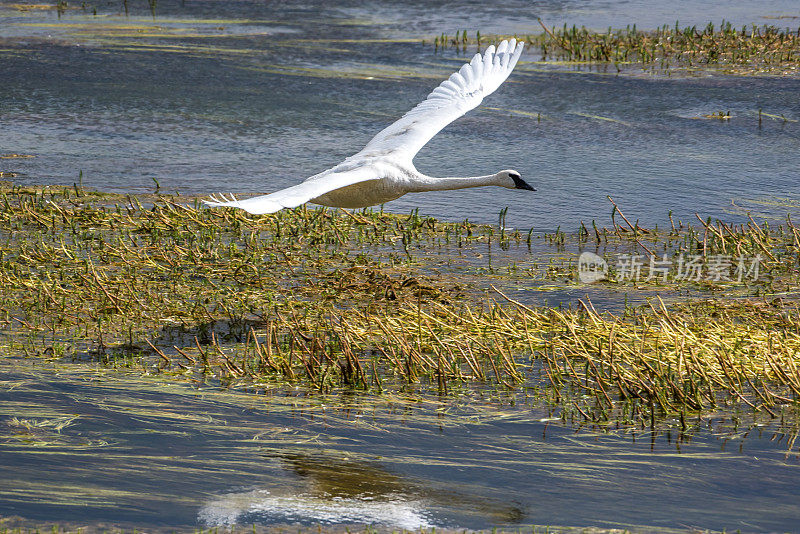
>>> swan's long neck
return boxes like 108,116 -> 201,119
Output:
408,173 -> 503,193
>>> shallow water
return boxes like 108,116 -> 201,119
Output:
3,1 -> 800,531
2,0 -> 800,232
2,357 -> 800,531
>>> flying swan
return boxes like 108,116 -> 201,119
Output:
204,39 -> 533,214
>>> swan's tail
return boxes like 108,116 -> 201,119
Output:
203,192 -> 239,207
203,193 -> 243,210
202,192 -> 285,214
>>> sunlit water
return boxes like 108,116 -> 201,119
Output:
2,0 -> 800,231
2,0 -> 800,531
2,357 -> 799,531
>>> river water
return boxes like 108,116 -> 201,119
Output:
2,1 -> 800,531
2,357 -> 799,532
2,0 -> 800,231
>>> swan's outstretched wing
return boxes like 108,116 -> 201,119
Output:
204,40 -> 523,214
203,167 -> 377,214
357,39 -> 525,161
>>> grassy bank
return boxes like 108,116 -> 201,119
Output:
1,182 -> 799,434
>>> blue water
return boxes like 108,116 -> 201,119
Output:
3,1 -> 800,531
1,0 -> 799,232
2,357 -> 799,531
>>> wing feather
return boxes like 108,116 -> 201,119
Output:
356,39 -> 524,161
204,40 -> 524,215
203,168 -> 377,215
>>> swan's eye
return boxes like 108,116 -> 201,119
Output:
508,172 -> 521,180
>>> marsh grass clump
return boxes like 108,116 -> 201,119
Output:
1,182 -> 800,431
570,199 -> 800,295
441,21 -> 800,75
0,182 -> 494,385
530,296 -> 800,428
543,20 -> 800,73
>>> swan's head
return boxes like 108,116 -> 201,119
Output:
498,170 -> 535,191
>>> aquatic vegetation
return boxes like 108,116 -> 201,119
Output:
699,111 -> 732,120
5,4 -> 63,11
438,21 -> 800,76
1,182 -> 799,433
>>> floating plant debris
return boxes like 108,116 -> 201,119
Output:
700,111 -> 732,120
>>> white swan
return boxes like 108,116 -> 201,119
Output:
204,39 -> 533,215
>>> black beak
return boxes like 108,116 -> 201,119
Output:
512,175 -> 536,191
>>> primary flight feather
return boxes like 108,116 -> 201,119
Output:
204,39 -> 534,215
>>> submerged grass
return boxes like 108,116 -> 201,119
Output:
1,182 -> 799,433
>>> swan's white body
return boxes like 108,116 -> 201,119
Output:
205,39 -> 533,215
